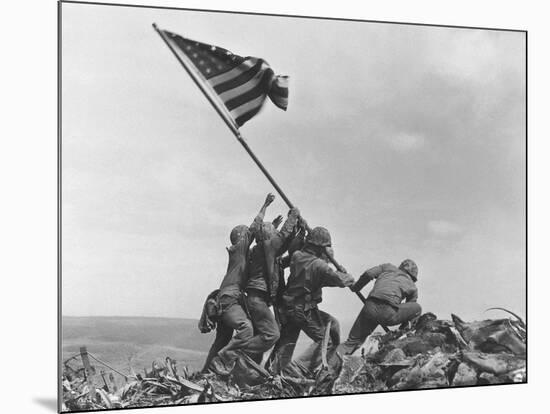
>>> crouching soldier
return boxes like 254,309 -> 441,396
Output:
243,207 -> 301,363
207,193 -> 275,374
339,259 -> 422,356
271,227 -> 355,373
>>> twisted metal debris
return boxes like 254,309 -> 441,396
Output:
61,310 -> 526,412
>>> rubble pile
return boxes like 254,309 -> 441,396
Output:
335,310 -> 526,394
62,356 -> 225,411
62,311 -> 526,412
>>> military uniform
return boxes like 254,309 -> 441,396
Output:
243,209 -> 300,361
272,248 -> 354,370
211,215 -> 263,367
340,262 -> 422,356
201,321 -> 233,373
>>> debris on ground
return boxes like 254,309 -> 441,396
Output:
334,310 -> 526,394
61,310 -> 526,411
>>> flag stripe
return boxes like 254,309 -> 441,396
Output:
269,91 -> 288,110
267,76 -> 289,110
235,105 -> 263,127
224,71 -> 272,111
271,77 -> 289,97
230,95 -> 266,120
212,60 -> 263,95
208,59 -> 258,86
162,30 -> 288,128
270,96 -> 288,111
218,68 -> 270,102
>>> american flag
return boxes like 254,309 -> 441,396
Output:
161,29 -> 289,127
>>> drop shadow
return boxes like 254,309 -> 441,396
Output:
33,397 -> 58,412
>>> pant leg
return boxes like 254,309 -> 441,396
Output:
244,292 -> 280,357
217,303 -> 254,362
317,310 -> 341,363
318,310 -> 341,347
339,300 -> 380,356
289,307 -> 331,374
201,323 -> 233,372
268,320 -> 301,372
300,307 -> 327,342
385,302 -> 422,326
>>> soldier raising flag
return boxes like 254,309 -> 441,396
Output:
154,24 -> 386,378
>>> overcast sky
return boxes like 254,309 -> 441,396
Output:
61,3 -> 525,324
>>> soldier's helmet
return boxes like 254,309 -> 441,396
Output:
399,259 -> 418,281
230,225 -> 249,245
306,226 -> 332,247
258,222 -> 278,241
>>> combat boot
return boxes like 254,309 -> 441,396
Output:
208,351 -> 238,376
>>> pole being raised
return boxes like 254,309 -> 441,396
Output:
152,23 -> 295,209
153,24 -> 373,312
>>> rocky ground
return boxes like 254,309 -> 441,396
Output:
61,310 -> 526,411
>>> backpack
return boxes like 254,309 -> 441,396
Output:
198,289 -> 220,333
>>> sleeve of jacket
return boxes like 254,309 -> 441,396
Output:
279,209 -> 300,239
405,282 -> 418,303
353,263 -> 388,291
316,261 -> 355,288
286,231 -> 305,258
246,213 -> 264,245
272,209 -> 300,255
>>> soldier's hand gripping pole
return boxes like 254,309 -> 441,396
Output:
297,220 -> 378,314
153,23 -> 390,333
292,214 -> 383,325
322,248 -> 367,303
326,250 -> 390,333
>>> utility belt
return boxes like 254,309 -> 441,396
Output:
216,291 -> 247,317
245,288 -> 270,301
245,287 -> 276,307
281,293 -> 321,312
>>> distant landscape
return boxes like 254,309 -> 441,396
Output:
62,316 -> 213,373
62,316 -> 344,374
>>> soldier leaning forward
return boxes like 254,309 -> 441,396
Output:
242,207 -> 300,363
271,227 -> 355,373
339,259 -> 422,356
199,215 -> 288,373
206,193 -> 275,375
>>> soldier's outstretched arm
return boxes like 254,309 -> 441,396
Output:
278,207 -> 300,239
270,207 -> 300,255
351,264 -> 387,292
259,193 -> 275,217
318,262 -> 355,288
336,270 -> 355,287
249,193 -> 275,236
271,214 -> 284,229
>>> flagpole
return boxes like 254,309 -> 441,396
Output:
152,24 -> 240,136
153,24 -> 375,313
153,23 -> 296,209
